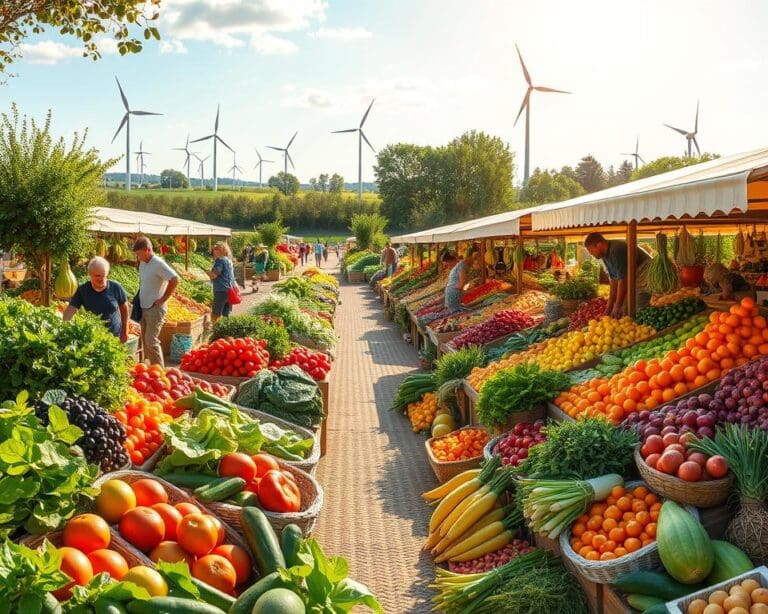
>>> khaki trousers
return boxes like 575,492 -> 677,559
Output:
141,304 -> 167,366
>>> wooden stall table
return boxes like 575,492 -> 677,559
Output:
317,371 -> 331,457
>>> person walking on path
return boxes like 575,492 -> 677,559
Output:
323,242 -> 329,263
314,239 -> 323,267
298,242 -> 306,266
132,236 -> 179,366
207,241 -> 236,322
63,256 -> 129,342
334,243 -> 340,260
382,241 -> 398,277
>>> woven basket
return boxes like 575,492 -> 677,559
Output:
560,299 -> 584,316
634,448 -> 734,508
181,369 -> 251,388
20,530 -> 151,568
425,426 -> 488,483
206,462 -> 324,537
558,480 -> 699,584
491,405 -> 545,435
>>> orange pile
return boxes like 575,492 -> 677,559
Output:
429,428 -> 489,462
407,392 -> 439,432
113,390 -> 172,466
556,298 -> 768,424
570,484 -> 660,561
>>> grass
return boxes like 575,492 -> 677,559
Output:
232,230 -> 348,244
105,187 -> 381,203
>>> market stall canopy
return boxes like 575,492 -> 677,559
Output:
391,220 -> 478,244
89,207 -> 231,237
531,147 -> 768,231
282,234 -> 303,242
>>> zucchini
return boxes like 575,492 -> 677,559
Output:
162,473 -> 217,489
224,491 -> 260,507
41,593 -> 62,614
194,477 -> 246,502
641,605 -> 669,614
280,524 -> 304,568
228,572 -> 287,614
126,597 -> 226,614
241,507 -> 285,575
189,577 -> 236,610
613,570 -> 701,600
95,599 -> 128,614
626,594 -> 665,611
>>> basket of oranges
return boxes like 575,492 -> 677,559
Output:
425,427 -> 490,483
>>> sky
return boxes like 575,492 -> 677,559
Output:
3,0 -> 768,186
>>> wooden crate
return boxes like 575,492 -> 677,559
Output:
317,372 -> 331,457
347,271 -> 365,283
265,268 -> 280,281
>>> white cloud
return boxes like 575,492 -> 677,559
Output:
250,33 -> 298,55
19,38 -> 121,64
309,26 -> 371,41
158,39 -> 188,54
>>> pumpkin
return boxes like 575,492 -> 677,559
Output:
54,259 -> 78,300
657,501 -> 714,584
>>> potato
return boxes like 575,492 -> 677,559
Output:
732,586 -> 752,597
689,599 -> 708,614
730,608 -> 750,614
725,594 -> 752,612
742,580 -> 761,594
710,591 -> 730,606
752,589 -> 768,605
703,604 -> 725,614
751,604 -> 768,614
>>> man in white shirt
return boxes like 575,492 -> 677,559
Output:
132,236 -> 179,366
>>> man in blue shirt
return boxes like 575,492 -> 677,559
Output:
584,232 -> 651,317
314,240 -> 323,267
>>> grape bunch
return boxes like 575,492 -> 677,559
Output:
35,396 -> 129,471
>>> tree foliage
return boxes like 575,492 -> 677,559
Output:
630,153 -> 719,181
257,220 -> 287,249
329,173 -> 344,193
160,168 -> 188,189
350,213 -> 388,251
519,168 -> 585,204
575,155 -> 608,193
268,171 -> 300,195
0,0 -> 161,74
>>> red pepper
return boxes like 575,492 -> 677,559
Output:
258,470 -> 301,513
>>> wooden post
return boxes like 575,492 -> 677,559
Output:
516,235 -> 524,295
627,221 -> 638,317
419,244 -> 424,267
185,234 -> 190,272
42,254 -> 51,307
479,239 -> 487,282
409,246 -> 415,268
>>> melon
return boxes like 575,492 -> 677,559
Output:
657,501 -> 714,584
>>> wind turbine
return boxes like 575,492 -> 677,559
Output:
195,154 -> 210,190
664,101 -> 701,158
173,135 -> 197,189
513,44 -> 570,184
110,77 -> 161,191
191,105 -> 233,191
228,153 -> 244,190
134,141 -> 150,187
253,149 -> 274,187
267,132 -> 298,174
620,137 -> 645,170
332,98 -> 376,205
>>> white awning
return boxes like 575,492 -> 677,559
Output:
532,147 -> 768,231
89,207 -> 231,237
391,220 -> 479,244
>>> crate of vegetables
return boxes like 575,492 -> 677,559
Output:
667,566 -> 768,614
425,426 -> 490,483
483,420 -> 547,467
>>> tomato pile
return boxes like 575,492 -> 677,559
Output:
181,337 -> 270,378
429,428 -> 489,462
94,477 -> 252,595
113,390 -> 172,466
271,346 -> 331,381
639,432 -> 728,482
218,452 -> 302,514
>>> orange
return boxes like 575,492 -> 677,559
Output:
177,514 -> 219,557
95,479 -> 136,524
119,507 -> 165,553
669,365 -> 685,382
578,545 -> 593,558
122,566 -> 168,597
609,527 -> 626,543
151,503 -> 183,541
604,505 -> 622,520
586,550 -> 600,561
624,537 -> 642,553
616,496 -> 632,512
587,516 -> 603,531
572,522 -> 586,537
625,520 -> 643,538
150,541 -> 196,565
207,514 -> 226,548
63,514 -> 111,554
635,510 -> 650,525
646,522 -> 657,537
599,551 -> 617,561
602,518 -> 618,532
175,502 -> 202,517
131,479 -> 168,507
631,499 -> 648,513
212,544 -> 252,585
87,549 -> 129,580
192,554 -> 237,595
610,485 -> 625,498
591,534 -> 607,549
52,547 -> 94,601
614,547 -> 628,557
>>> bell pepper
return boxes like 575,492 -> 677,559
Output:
258,470 -> 301,513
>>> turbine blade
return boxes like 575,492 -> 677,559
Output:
693,136 -> 701,156
286,151 -> 295,169
172,147 -> 187,151
533,86 -> 571,94
513,89 -> 531,127
255,149 -> 262,161
360,98 -> 375,127
361,130 -> 375,153
635,137 -> 639,154
287,131 -> 298,148
638,155 -> 645,164
190,134 -> 215,143
266,146 -> 284,152
514,43 -> 532,86
254,161 -> 261,170
263,159 -> 274,163
695,100 -> 699,132
131,111 -> 162,116
215,105 -> 220,132
332,128 -> 358,133
111,114 -> 128,143
115,77 -> 129,111
664,123 -> 689,136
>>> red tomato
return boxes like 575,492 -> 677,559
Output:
251,453 -> 280,478
219,453 -> 258,482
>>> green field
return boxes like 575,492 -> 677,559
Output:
105,187 -> 381,204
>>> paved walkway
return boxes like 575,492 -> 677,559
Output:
314,273 -> 438,613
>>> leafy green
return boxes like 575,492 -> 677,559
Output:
550,277 -> 597,301
476,364 -> 571,428
434,346 -> 485,388
155,560 -> 200,599
210,315 -> 292,359
518,418 -> 638,480
63,574 -> 150,612
0,538 -> 69,613
251,294 -> 337,349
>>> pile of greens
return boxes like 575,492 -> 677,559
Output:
476,364 -> 570,428
251,294 -> 337,350
0,539 -> 72,612
484,329 -> 548,364
0,392 -> 99,538
155,406 -> 314,474
550,276 -> 597,301
210,315 -> 292,359
518,418 -> 638,479
0,298 -> 129,409
235,365 -> 324,428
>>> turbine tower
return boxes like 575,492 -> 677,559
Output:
332,98 -> 376,205
513,44 -> 570,184
173,135 -> 197,189
267,132 -> 298,174
664,101 -> 701,158
228,152 -> 244,190
620,137 -> 645,170
253,149 -> 274,187
111,77 -> 161,191
134,141 -> 150,187
191,105 -> 233,191
195,154 -> 210,190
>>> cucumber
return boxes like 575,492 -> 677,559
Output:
41,593 -> 62,614
626,594 -> 665,611
126,597 -> 227,614
224,491 -> 260,507
280,524 -> 304,568
190,577 -> 236,610
227,572 -> 287,614
240,507 -> 285,576
95,599 -> 128,614
162,473 -> 218,489
613,570 -> 701,600
641,605 -> 669,614
194,477 -> 246,502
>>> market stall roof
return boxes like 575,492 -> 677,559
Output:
89,207 -> 231,237
282,234 -> 303,242
391,220 -> 479,244
530,147 -> 768,231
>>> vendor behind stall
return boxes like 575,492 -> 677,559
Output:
704,263 -> 754,301
584,232 -> 651,317
443,248 -> 480,310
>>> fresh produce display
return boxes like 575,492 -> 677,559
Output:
114,389 -> 172,466
460,280 -> 510,306
557,298 -> 768,423
407,392 -> 440,433
433,506 -> 523,564
682,575 -> 768,614
635,297 -> 707,329
392,372 -> 437,412
566,482 -> 659,559
568,298 -> 608,331
476,363 -> 570,428
165,296 -> 201,322
447,539 -> 535,574
172,292 -> 211,315
449,310 -> 536,349
642,232 -> 680,294
483,322 -> 567,364
251,293 -> 337,350
347,253 -> 381,272
130,363 -> 231,415
638,428 -> 728,482
651,286 -> 703,306
181,337 -> 271,378
270,345 -> 331,381
388,262 -> 437,298
210,315 -> 292,360
490,421 -> 547,467
234,365 -> 324,428
35,390 -> 129,472
656,500 -> 714,584
550,276 -> 598,300
429,428 -> 489,462
434,346 -> 486,389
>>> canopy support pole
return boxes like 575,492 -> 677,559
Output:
516,235 -> 524,295
42,254 -> 51,307
419,244 -> 424,267
627,221 -> 638,317
185,234 -> 190,272
479,240 -> 487,282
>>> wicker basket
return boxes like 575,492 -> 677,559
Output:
634,448 -> 734,508
560,298 -> 584,315
558,480 -> 699,584
425,426 -> 488,483
206,461 -> 324,537
20,530 -> 152,568
181,369 -> 251,388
